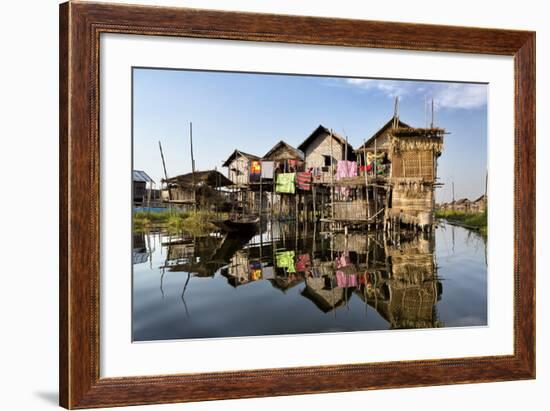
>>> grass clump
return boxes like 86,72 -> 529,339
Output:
133,209 -> 224,236
435,209 -> 487,236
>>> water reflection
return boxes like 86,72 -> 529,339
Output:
132,221 -> 487,341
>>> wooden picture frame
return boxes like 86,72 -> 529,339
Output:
59,1 -> 535,408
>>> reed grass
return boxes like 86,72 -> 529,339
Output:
133,209 -> 225,235
435,209 -> 487,236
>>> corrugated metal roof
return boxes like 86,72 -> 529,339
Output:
133,170 -> 154,183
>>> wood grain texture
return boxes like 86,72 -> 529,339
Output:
59,1 -> 536,408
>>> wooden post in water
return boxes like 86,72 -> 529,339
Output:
329,129 -> 335,223
363,139 -> 370,223
312,185 -> 317,221
295,192 -> 299,221
259,169 -> 263,219
374,136 -> 378,227
271,180 -> 275,220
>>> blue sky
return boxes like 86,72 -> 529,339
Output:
133,68 -> 487,203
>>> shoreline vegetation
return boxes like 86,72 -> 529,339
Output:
133,208 -> 488,237
435,209 -> 487,236
133,209 -> 226,236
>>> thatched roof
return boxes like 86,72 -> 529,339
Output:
355,117 -> 411,152
297,124 -> 354,153
262,140 -> 304,161
392,126 -> 445,138
222,149 -> 260,167
163,170 -> 233,188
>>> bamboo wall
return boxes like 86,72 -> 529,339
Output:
227,156 -> 250,186
390,181 -> 434,226
303,131 -> 344,169
391,150 -> 435,180
332,200 -> 380,221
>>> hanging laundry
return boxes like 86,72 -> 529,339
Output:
336,160 -> 357,180
335,161 -> 357,198
276,250 -> 296,273
376,162 -> 387,175
366,151 -> 385,165
336,271 -> 358,288
261,161 -> 274,179
262,266 -> 275,280
250,160 -> 261,175
335,252 -> 351,269
250,160 -> 261,183
295,253 -> 311,272
314,167 -> 323,180
296,171 -> 312,191
250,269 -> 262,281
276,173 -> 296,194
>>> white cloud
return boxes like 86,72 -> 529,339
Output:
342,78 -> 487,110
432,83 -> 487,110
344,78 -> 410,98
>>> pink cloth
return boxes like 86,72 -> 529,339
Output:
335,253 -> 351,269
335,161 -> 357,197
336,161 -> 357,180
336,271 -> 357,288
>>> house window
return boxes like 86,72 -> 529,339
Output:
323,155 -> 334,167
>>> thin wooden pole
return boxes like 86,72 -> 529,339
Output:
271,180 -> 275,220
363,139 -> 370,221
431,98 -> 434,128
330,129 -> 335,221
259,165 -> 263,219
344,131 -> 348,162
425,95 -> 428,129
189,122 -> 197,214
374,136 -> 378,224
295,192 -> 299,222
312,185 -> 317,221
158,141 -> 171,202
452,181 -> 455,210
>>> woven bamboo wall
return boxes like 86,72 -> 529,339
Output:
227,156 -> 250,186
333,200 -> 374,221
391,150 -> 434,180
303,131 -> 344,169
391,181 -> 434,216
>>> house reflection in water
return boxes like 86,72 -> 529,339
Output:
132,233 -> 150,265
160,221 -> 445,330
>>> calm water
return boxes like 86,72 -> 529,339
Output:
132,222 -> 487,341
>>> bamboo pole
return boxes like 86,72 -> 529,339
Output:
330,129 -> 335,221
158,141 -> 171,202
189,122 -> 197,214
374,137 -> 378,224
312,185 -> 317,221
363,139 -> 370,222
431,98 -> 434,128
259,172 -> 263,219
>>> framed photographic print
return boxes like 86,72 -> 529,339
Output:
59,1 -> 535,408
